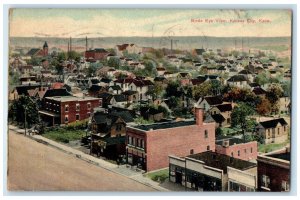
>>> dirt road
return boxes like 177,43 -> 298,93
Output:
7,131 -> 156,191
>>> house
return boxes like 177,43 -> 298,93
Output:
257,148 -> 290,191
126,108 -> 216,171
140,107 -> 164,122
279,95 -> 290,114
196,95 -> 223,112
19,76 -> 37,85
110,94 -> 127,108
156,67 -> 166,76
252,87 -> 266,97
153,76 -> 168,86
114,78 -> 134,91
84,48 -> 109,61
238,70 -> 254,82
255,118 -> 289,144
108,85 -> 122,95
207,67 -> 218,75
192,48 -> 206,56
215,137 -> 258,161
209,103 -> 233,127
9,85 -> 43,101
227,75 -> 248,89
98,92 -> 113,108
169,151 -> 257,191
18,65 -> 33,75
122,90 -> 138,104
90,111 -> 127,159
39,95 -> 100,126
128,79 -> 154,101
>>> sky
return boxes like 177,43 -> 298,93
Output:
9,9 -> 292,38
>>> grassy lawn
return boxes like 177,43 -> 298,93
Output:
146,168 -> 169,182
42,129 -> 86,143
258,141 -> 289,153
220,127 -> 240,136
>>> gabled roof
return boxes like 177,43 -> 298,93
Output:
43,88 -> 72,98
26,48 -> 42,56
154,76 -> 167,82
90,79 -> 100,84
211,114 -> 225,123
109,85 -> 122,91
88,85 -> 104,93
227,75 -> 247,82
122,90 -> 137,96
14,85 -> 41,96
239,70 -> 253,75
215,103 -> 232,112
249,83 -> 260,88
204,96 -> 223,106
259,118 -> 288,129
112,94 -> 127,102
252,87 -> 266,95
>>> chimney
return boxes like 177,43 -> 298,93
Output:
195,107 -> 203,126
222,139 -> 230,148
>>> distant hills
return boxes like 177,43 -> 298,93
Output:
10,36 -> 291,53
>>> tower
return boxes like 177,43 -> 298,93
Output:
43,41 -> 48,56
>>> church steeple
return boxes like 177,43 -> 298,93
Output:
43,41 -> 48,56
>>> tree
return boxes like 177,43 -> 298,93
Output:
254,72 -> 269,86
231,103 -> 255,142
266,83 -> 284,114
168,96 -> 180,109
87,64 -> 97,77
146,83 -> 163,100
108,57 -> 121,69
256,97 -> 272,116
192,81 -> 212,100
68,51 -> 81,61
27,57 -> 40,66
9,96 -> 39,128
57,52 -> 68,62
165,81 -> 182,98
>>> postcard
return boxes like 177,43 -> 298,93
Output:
7,8 -> 291,192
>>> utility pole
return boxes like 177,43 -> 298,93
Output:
24,107 -> 27,136
70,37 -> 72,52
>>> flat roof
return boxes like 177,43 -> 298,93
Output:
216,137 -> 246,146
267,152 -> 290,161
132,120 -> 196,131
187,151 -> 256,173
45,96 -> 100,102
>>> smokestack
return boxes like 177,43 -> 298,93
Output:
86,36 -> 88,52
70,37 -> 72,52
195,107 -> 203,126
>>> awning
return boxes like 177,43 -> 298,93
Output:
39,110 -> 59,117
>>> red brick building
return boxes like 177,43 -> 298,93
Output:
85,48 -> 109,61
39,96 -> 100,126
126,108 -> 216,172
257,148 -> 290,192
215,137 -> 258,161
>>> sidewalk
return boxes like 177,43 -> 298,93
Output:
8,125 -> 169,191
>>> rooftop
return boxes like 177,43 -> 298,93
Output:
187,151 -> 257,173
45,95 -> 100,102
268,152 -> 290,161
132,120 -> 196,131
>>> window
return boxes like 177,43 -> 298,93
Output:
65,105 -> 69,112
128,136 -> 131,145
190,149 -> 194,154
262,175 -> 270,188
278,128 -> 280,135
207,146 -> 210,151
116,124 -> 122,131
76,114 -> 80,121
140,94 -> 143,100
281,181 -> 289,191
231,152 -> 234,157
76,103 -> 80,111
87,112 -> 91,117
87,102 -> 91,110
251,147 -> 253,153
141,139 -> 145,149
284,126 -> 286,132
132,137 -> 136,146
204,130 -> 208,138
137,138 -> 140,147
65,115 -> 69,123
238,150 -> 240,156
244,149 -> 247,154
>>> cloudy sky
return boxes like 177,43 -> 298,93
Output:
9,9 -> 292,38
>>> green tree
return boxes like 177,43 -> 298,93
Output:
168,96 -> 180,109
68,51 -> 81,61
9,96 -> 39,128
28,56 -> 40,66
192,81 -> 212,100
57,52 -> 68,62
266,83 -> 284,114
231,103 -> 255,141
254,72 -> 269,86
146,83 -> 163,100
108,57 -> 121,69
165,81 -> 182,98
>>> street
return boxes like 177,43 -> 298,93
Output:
7,130 -> 156,191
